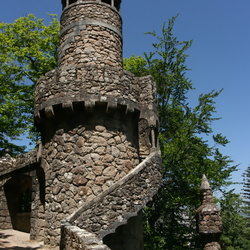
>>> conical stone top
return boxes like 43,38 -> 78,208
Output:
201,174 -> 211,191
200,175 -> 213,205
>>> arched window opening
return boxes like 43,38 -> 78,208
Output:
138,119 -> 151,159
62,0 -> 66,9
114,0 -> 121,11
62,0 -> 121,11
102,0 -> 112,5
69,0 -> 77,5
62,0 -> 78,10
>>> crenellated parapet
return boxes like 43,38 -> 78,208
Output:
34,70 -> 158,126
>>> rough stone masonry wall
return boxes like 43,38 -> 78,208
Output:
60,151 -> 161,250
0,152 -> 38,230
41,110 -> 140,246
34,68 -> 140,115
0,155 -> 16,229
66,151 -> 162,239
0,154 -> 16,173
61,223 -> 110,250
0,150 -> 47,240
197,176 -> 222,249
30,166 -> 46,241
60,2 -> 122,31
0,151 -> 37,175
0,180 -> 12,229
34,70 -> 157,131
59,3 -> 122,68
197,190 -> 222,235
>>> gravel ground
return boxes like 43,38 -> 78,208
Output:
0,230 -> 57,250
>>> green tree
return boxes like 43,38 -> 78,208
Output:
242,165 -> 250,225
124,16 -> 237,249
220,191 -> 250,250
0,14 -> 60,156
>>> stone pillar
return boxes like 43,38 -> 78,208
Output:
196,175 -> 222,250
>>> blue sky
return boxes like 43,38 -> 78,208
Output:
1,0 -> 250,194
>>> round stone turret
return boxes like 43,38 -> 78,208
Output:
59,0 -> 123,70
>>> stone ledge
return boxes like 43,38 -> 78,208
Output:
60,19 -> 122,38
0,150 -> 38,178
34,94 -> 141,125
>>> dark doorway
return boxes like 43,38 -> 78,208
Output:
4,175 -> 32,233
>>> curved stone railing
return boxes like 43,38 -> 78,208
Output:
61,150 -> 162,248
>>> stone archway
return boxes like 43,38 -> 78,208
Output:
4,175 -> 32,233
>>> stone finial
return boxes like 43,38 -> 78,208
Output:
200,174 -> 214,205
201,174 -> 211,190
197,175 -> 222,250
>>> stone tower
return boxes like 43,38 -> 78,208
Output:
197,175 -> 222,250
33,0 -> 162,248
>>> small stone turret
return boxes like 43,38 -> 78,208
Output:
197,175 -> 222,250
